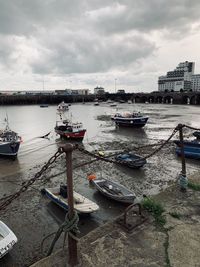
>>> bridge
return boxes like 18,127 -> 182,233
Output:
104,91 -> 200,105
0,91 -> 200,105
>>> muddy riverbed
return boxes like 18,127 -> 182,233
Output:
0,103 -> 200,266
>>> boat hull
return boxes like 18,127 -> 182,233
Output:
92,179 -> 136,204
0,221 -> 17,258
42,187 -> 99,214
174,140 -> 200,159
111,117 -> 148,127
55,129 -> 86,141
115,153 -> 146,168
0,141 -> 20,157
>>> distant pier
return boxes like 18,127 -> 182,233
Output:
0,92 -> 200,105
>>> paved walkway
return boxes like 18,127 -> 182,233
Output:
31,173 -> 200,267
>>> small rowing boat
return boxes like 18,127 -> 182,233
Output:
115,153 -> 146,168
89,176 -> 136,203
41,185 -> 99,214
0,221 -> 17,258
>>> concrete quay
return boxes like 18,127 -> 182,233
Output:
31,173 -> 200,267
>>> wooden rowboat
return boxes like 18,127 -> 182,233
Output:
91,178 -> 136,203
41,186 -> 99,214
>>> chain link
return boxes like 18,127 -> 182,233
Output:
77,127 -> 178,165
0,149 -> 64,212
183,124 -> 200,131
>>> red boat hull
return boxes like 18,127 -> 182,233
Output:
56,129 -> 86,141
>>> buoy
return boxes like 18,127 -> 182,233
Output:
87,174 -> 96,181
98,151 -> 105,157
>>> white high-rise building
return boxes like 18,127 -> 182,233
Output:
158,61 -> 195,92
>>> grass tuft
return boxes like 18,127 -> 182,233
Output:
142,197 -> 166,226
188,181 -> 200,191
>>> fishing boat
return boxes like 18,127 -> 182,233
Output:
40,104 -> 48,108
41,185 -> 99,214
89,176 -> 136,203
0,221 -> 17,258
128,100 -> 132,104
57,101 -> 69,112
55,112 -> 86,141
115,153 -> 146,168
174,131 -> 200,159
55,118 -> 86,141
111,111 -> 148,127
0,118 -> 21,157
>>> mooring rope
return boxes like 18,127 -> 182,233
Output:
45,211 -> 79,256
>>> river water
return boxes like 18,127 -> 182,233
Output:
0,103 -> 200,266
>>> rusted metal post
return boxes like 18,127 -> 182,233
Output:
62,144 -> 78,266
178,124 -> 188,191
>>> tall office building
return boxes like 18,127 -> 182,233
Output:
158,61 -> 196,92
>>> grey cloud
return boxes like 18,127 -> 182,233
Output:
0,0 -> 85,35
87,0 -> 200,36
30,32 -> 156,74
0,0 -> 199,91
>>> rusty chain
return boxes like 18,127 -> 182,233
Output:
77,127 -> 178,165
182,124 -> 200,131
141,127 -> 178,160
0,148 -> 64,212
0,123 -> 191,212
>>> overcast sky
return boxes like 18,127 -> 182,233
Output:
0,0 -> 200,93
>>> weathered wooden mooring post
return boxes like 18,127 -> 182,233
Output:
62,144 -> 78,266
178,124 -> 188,191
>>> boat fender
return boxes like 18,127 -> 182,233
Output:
87,174 -> 96,182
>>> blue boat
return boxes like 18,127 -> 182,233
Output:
111,111 -> 148,127
115,153 -> 147,168
174,131 -> 200,159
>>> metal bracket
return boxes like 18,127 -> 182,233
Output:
116,203 -> 148,233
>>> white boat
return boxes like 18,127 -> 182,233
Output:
0,221 -> 17,258
110,102 -> 117,107
42,185 -> 99,214
128,100 -> 132,104
57,101 -> 69,112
